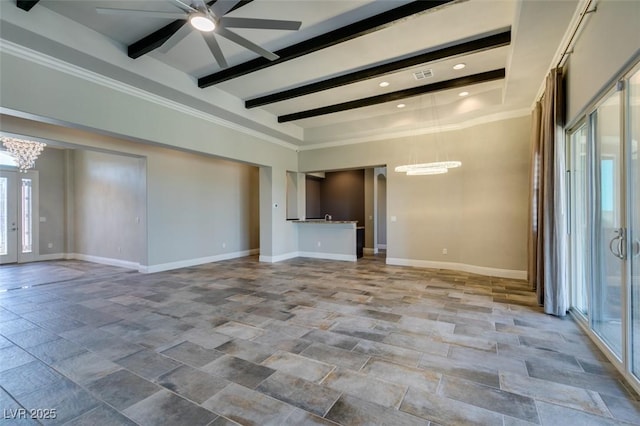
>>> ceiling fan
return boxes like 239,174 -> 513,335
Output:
96,0 -> 302,68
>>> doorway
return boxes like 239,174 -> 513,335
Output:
0,169 -> 39,265
376,172 -> 387,250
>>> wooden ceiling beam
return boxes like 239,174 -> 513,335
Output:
277,68 -> 506,123
246,29 -> 510,108
198,0 -> 456,88
16,0 -> 39,11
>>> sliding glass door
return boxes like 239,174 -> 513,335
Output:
569,124 -> 588,315
568,63 -> 640,389
629,67 -> 640,378
592,89 -> 624,358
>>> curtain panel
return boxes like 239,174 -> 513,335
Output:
528,68 -> 568,316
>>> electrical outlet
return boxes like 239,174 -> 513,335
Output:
222,242 -> 226,249
47,243 -> 53,249
442,248 -> 448,255
317,241 -> 321,247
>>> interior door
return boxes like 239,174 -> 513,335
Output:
592,89 -> 624,359
0,170 -> 18,264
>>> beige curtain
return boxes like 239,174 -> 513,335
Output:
528,68 -> 568,316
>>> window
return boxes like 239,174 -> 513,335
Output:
21,178 -> 32,253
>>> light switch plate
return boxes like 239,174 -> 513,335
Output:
391,216 -> 397,222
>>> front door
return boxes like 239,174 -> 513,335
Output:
0,170 -> 18,264
0,169 -> 38,265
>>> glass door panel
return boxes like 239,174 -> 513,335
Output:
570,124 -> 589,315
0,170 -> 18,264
629,68 -> 640,378
592,90 -> 623,358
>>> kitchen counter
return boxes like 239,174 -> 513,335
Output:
293,220 -> 359,261
293,220 -> 358,225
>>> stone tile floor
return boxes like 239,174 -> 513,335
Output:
0,256 -> 639,425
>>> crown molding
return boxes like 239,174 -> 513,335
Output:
0,39 -> 301,152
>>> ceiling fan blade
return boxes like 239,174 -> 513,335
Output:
158,24 -> 192,54
216,27 -> 278,61
220,17 -> 301,31
211,0 -> 242,18
168,0 -> 198,13
96,8 -> 187,20
202,32 -> 229,68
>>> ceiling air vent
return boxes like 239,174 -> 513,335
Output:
413,69 -> 433,80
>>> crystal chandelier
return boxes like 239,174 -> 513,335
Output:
0,136 -> 46,173
395,93 -> 461,176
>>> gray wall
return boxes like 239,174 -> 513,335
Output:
146,147 -> 259,265
565,0 -> 640,123
305,177 -> 322,219
299,115 -> 531,273
37,148 -> 66,256
321,170 -> 365,225
73,150 -> 145,264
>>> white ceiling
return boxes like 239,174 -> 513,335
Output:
0,0 -> 580,148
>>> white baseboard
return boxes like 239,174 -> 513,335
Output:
298,251 -> 357,262
259,252 -> 299,263
386,257 -> 527,280
142,249 -> 259,273
72,253 -> 140,271
260,251 -> 357,263
37,253 -> 66,261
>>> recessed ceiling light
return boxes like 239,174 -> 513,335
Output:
190,13 -> 216,32
453,63 -> 466,70
458,91 -> 469,97
379,81 -> 390,87
397,103 -> 406,108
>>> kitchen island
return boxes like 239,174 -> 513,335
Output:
293,220 -> 362,262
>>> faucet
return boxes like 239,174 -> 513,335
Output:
324,214 -> 332,221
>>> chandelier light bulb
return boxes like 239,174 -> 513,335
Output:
190,14 -> 216,32
407,168 -> 448,175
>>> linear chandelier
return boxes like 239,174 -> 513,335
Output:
0,136 -> 46,173
395,160 -> 462,176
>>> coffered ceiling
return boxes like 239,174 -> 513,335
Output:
0,0 -> 579,148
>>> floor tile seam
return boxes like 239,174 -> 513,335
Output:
431,377 -> 537,424
1,328 -> 60,352
532,398 -> 635,425
0,272 -> 133,293
10,357 -> 142,426
0,383 -> 32,416
504,382 -> 614,422
524,368 -> 637,403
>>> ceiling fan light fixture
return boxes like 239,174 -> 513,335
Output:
190,13 -> 215,32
